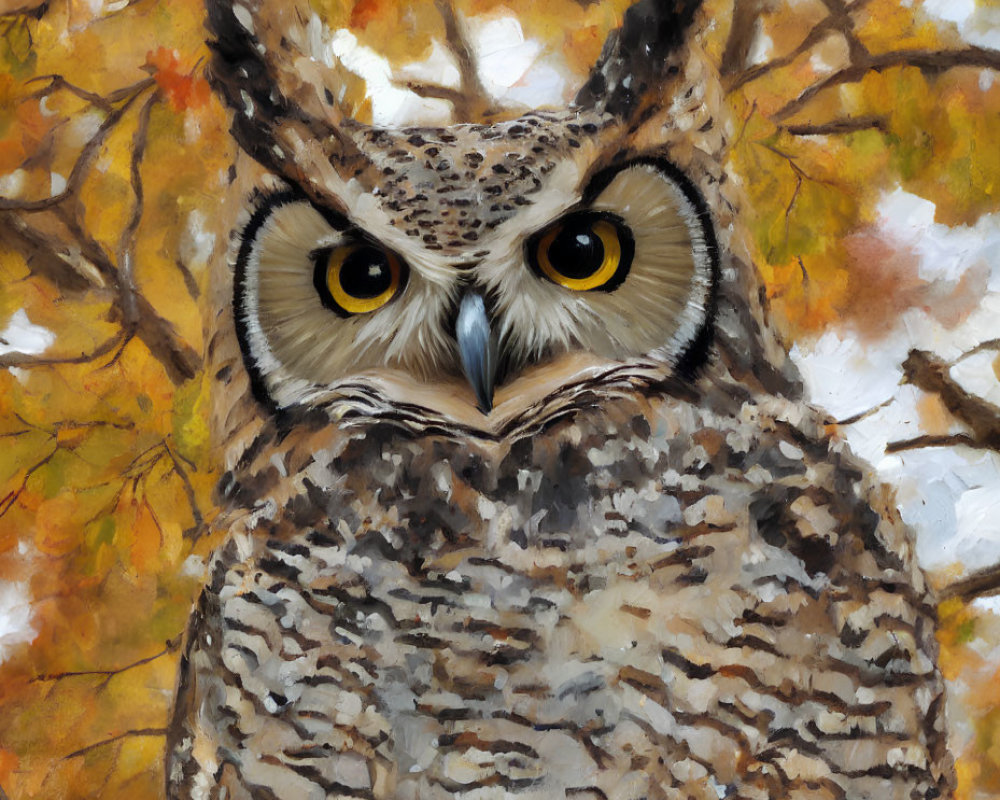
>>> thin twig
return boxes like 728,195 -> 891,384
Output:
162,439 -> 206,537
26,73 -> 113,112
431,0 -> 492,118
784,115 -> 887,137
0,78 -> 156,212
955,338 -> 1000,361
63,728 -> 168,760
32,635 -> 182,689
0,331 -> 125,369
885,433 -> 978,454
832,396 -> 894,426
0,446 -> 57,518
0,0 -> 48,21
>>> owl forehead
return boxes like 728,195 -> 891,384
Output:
347,112 -> 616,257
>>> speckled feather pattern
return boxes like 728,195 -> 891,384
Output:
346,114 -> 612,255
168,388 -> 951,799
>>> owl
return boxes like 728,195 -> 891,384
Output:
166,1 -> 956,798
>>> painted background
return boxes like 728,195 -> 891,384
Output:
0,0 -> 998,796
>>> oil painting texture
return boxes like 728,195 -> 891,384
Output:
0,1 -> 999,798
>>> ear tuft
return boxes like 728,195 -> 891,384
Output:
574,0 -> 704,120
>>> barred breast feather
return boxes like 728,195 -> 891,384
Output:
167,389 -> 951,800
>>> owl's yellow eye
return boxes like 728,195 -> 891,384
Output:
315,243 -> 404,316
532,213 -> 634,292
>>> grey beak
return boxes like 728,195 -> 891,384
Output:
455,292 -> 498,414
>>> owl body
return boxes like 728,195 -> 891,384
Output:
169,386 -> 949,799
168,2 -> 954,797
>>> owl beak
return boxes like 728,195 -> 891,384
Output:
455,292 -> 498,414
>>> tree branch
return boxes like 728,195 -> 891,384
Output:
434,0 -> 492,118
725,0 -> 877,91
32,635 -> 181,689
0,78 -> 156,212
938,564 -> 1000,604
774,46 -> 1000,121
26,73 -> 114,112
117,92 -> 158,326
162,440 -> 206,538
885,433 -> 978,454
720,0 -> 767,77
831,396 -> 894,426
783,114 -> 887,136
54,207 -> 201,384
902,349 -> 1000,452
63,728 -> 167,760
0,331 -> 125,369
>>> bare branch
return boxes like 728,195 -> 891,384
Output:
938,564 -> 1000,603
32,635 -> 182,688
726,0 -> 877,91
402,80 -> 468,108
784,115 -> 887,136
390,0 -> 495,119
117,92 -> 158,326
774,47 -> 1000,121
955,338 -> 1000,361
831,396 -> 894,426
0,78 -> 156,212
63,728 -> 167,760
885,433 -> 979,454
0,210 -> 109,293
0,331 -> 125,369
26,73 -> 113,112
0,445 -> 57,518
161,440 -> 206,538
434,0 -> 493,119
52,206 -> 201,384
0,0 -> 48,20
817,0 -> 868,63
758,142 -> 830,243
720,0 -> 768,78
902,349 -> 1000,452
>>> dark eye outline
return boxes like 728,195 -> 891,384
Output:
526,210 -> 635,293
311,239 -> 408,317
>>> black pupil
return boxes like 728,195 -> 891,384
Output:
339,246 -> 393,298
548,218 -> 605,279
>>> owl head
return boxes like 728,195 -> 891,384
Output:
203,0 -> 801,459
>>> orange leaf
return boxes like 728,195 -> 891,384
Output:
145,47 -> 210,112
0,747 -> 17,787
130,501 -> 162,574
34,492 -> 82,557
350,0 -> 386,30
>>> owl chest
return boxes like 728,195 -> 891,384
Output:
198,440 -> 862,797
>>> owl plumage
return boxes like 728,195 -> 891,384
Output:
166,1 -> 955,798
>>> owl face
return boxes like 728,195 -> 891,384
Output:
234,111 -> 718,426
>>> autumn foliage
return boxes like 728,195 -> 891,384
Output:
0,0 -> 997,798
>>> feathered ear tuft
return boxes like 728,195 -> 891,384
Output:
203,0 -> 370,205
575,0 -> 703,120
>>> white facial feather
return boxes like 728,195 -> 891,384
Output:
239,199 -> 461,408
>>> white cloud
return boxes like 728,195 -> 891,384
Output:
922,0 -> 1000,50
0,581 -> 36,664
331,29 -> 454,127
0,309 -> 56,359
791,189 -> 1000,577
